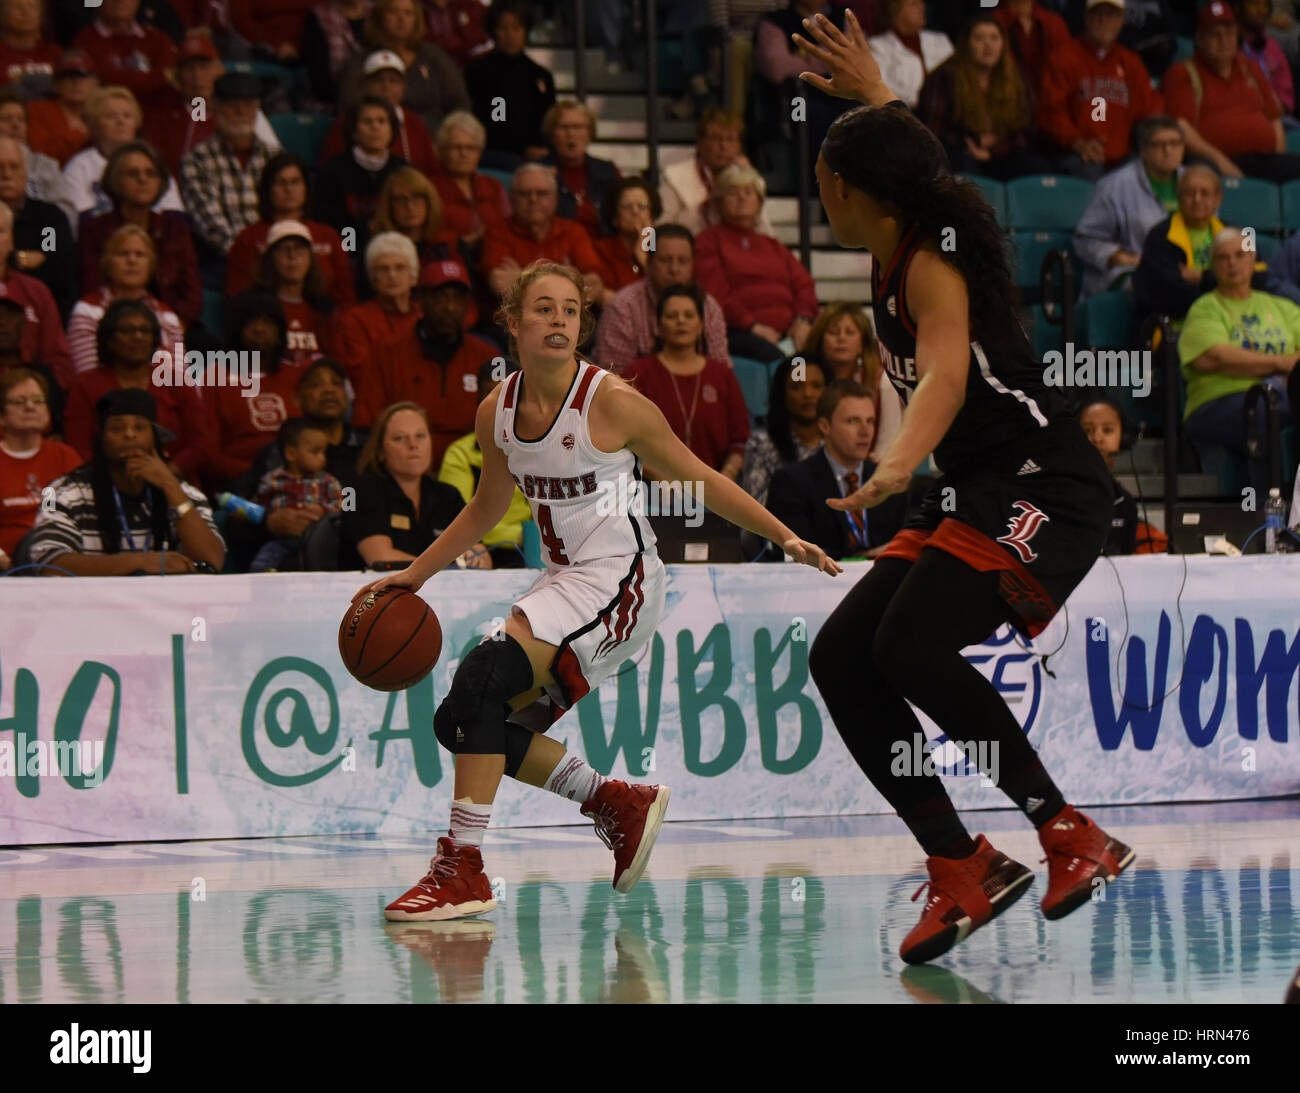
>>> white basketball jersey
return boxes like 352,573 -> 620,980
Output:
493,361 -> 658,569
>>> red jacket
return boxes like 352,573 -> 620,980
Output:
694,223 -> 819,333
334,300 -> 421,390
226,220 -> 356,309
1040,36 -> 1163,164
63,368 -> 212,481
432,169 -> 511,240
228,0 -> 317,49
593,235 -> 646,293
205,360 -> 308,485
71,20 -> 177,114
353,329 -> 497,468
994,3 -> 1072,99
25,100 -> 89,167
422,0 -> 489,67
0,269 -> 71,386
79,210 -> 203,326
480,216 -> 604,278
320,109 -> 440,176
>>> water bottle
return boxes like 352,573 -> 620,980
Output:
218,492 -> 266,524
1264,488 -> 1285,554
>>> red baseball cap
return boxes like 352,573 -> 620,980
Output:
178,34 -> 220,64
54,50 -> 94,77
417,259 -> 470,290
1198,0 -> 1236,31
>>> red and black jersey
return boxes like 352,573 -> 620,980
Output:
871,222 -> 1068,473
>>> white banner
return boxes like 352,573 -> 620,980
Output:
1,558 -> 1298,845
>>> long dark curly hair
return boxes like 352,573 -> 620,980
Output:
820,103 -> 1018,351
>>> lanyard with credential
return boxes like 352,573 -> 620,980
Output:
112,486 -> 153,552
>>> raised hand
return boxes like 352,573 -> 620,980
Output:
791,10 -> 895,106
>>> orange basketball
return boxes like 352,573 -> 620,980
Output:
338,588 -> 442,691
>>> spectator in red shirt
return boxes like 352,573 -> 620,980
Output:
78,141 -> 201,326
1163,0 -> 1300,182
320,48 -> 439,175
994,0 -> 1073,100
63,298 -> 211,480
1040,0 -> 1164,179
352,258 -> 496,469
0,0 -> 60,100
422,0 -> 487,67
481,163 -> 605,309
66,223 -> 186,385
249,219 -> 338,366
229,0 -> 317,61
539,100 -> 621,239
592,176 -> 659,305
0,202 -> 70,382
72,0 -> 178,115
431,109 -> 510,248
335,231 -> 420,390
226,152 -> 355,309
0,368 -> 81,568
624,284 -> 749,479
25,50 -> 96,168
0,298 -> 61,432
205,292 -> 311,489
695,164 -> 819,364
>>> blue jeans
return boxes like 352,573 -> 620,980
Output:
1185,375 -> 1291,496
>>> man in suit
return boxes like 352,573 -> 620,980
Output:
764,379 -> 908,560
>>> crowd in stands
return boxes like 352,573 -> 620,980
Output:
3,0 -> 1300,576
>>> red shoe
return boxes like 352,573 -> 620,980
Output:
900,835 -> 1033,965
1037,805 -> 1135,921
384,836 -> 497,921
581,781 -> 670,893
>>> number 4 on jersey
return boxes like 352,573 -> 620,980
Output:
536,504 -> 570,564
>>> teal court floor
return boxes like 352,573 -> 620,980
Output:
1,800 -> 1297,1004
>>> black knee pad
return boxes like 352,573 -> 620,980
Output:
433,634 -> 536,755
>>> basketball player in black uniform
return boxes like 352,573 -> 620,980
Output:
793,11 -> 1134,964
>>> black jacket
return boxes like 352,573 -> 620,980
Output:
764,449 -> 908,560
13,197 -> 76,321
465,50 -> 556,157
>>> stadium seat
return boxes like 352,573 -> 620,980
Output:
520,520 -> 543,567
1218,177 -> 1282,233
731,356 -> 770,419
478,167 -> 514,188
270,113 -> 333,164
961,174 -> 1007,224
1254,232 -> 1281,263
1028,303 -> 1063,360
1172,36 -> 1195,65
1287,127 -> 1300,156
1010,229 -> 1076,291
1005,175 -> 1094,231
1086,289 -> 1135,350
1280,179 -> 1300,231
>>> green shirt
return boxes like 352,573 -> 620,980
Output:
1178,289 -> 1300,419
1187,225 -> 1214,271
1149,172 -> 1179,215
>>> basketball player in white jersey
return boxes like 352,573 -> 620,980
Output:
359,260 -> 840,921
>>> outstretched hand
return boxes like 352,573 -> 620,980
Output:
782,537 -> 843,576
354,565 -> 427,603
827,463 -> 912,512
791,10 -> 892,105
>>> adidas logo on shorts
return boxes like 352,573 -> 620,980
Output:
1017,459 -> 1042,476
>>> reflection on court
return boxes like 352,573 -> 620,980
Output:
1,802 -> 1296,1003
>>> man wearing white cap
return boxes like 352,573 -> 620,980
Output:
1041,0 -> 1165,180
320,49 -> 438,175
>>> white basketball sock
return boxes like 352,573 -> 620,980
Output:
448,798 -> 492,847
541,754 -> 609,804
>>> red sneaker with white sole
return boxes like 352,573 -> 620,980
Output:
900,834 -> 1034,965
1038,805 -> 1134,920
384,836 -> 497,922
580,781 -> 670,893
